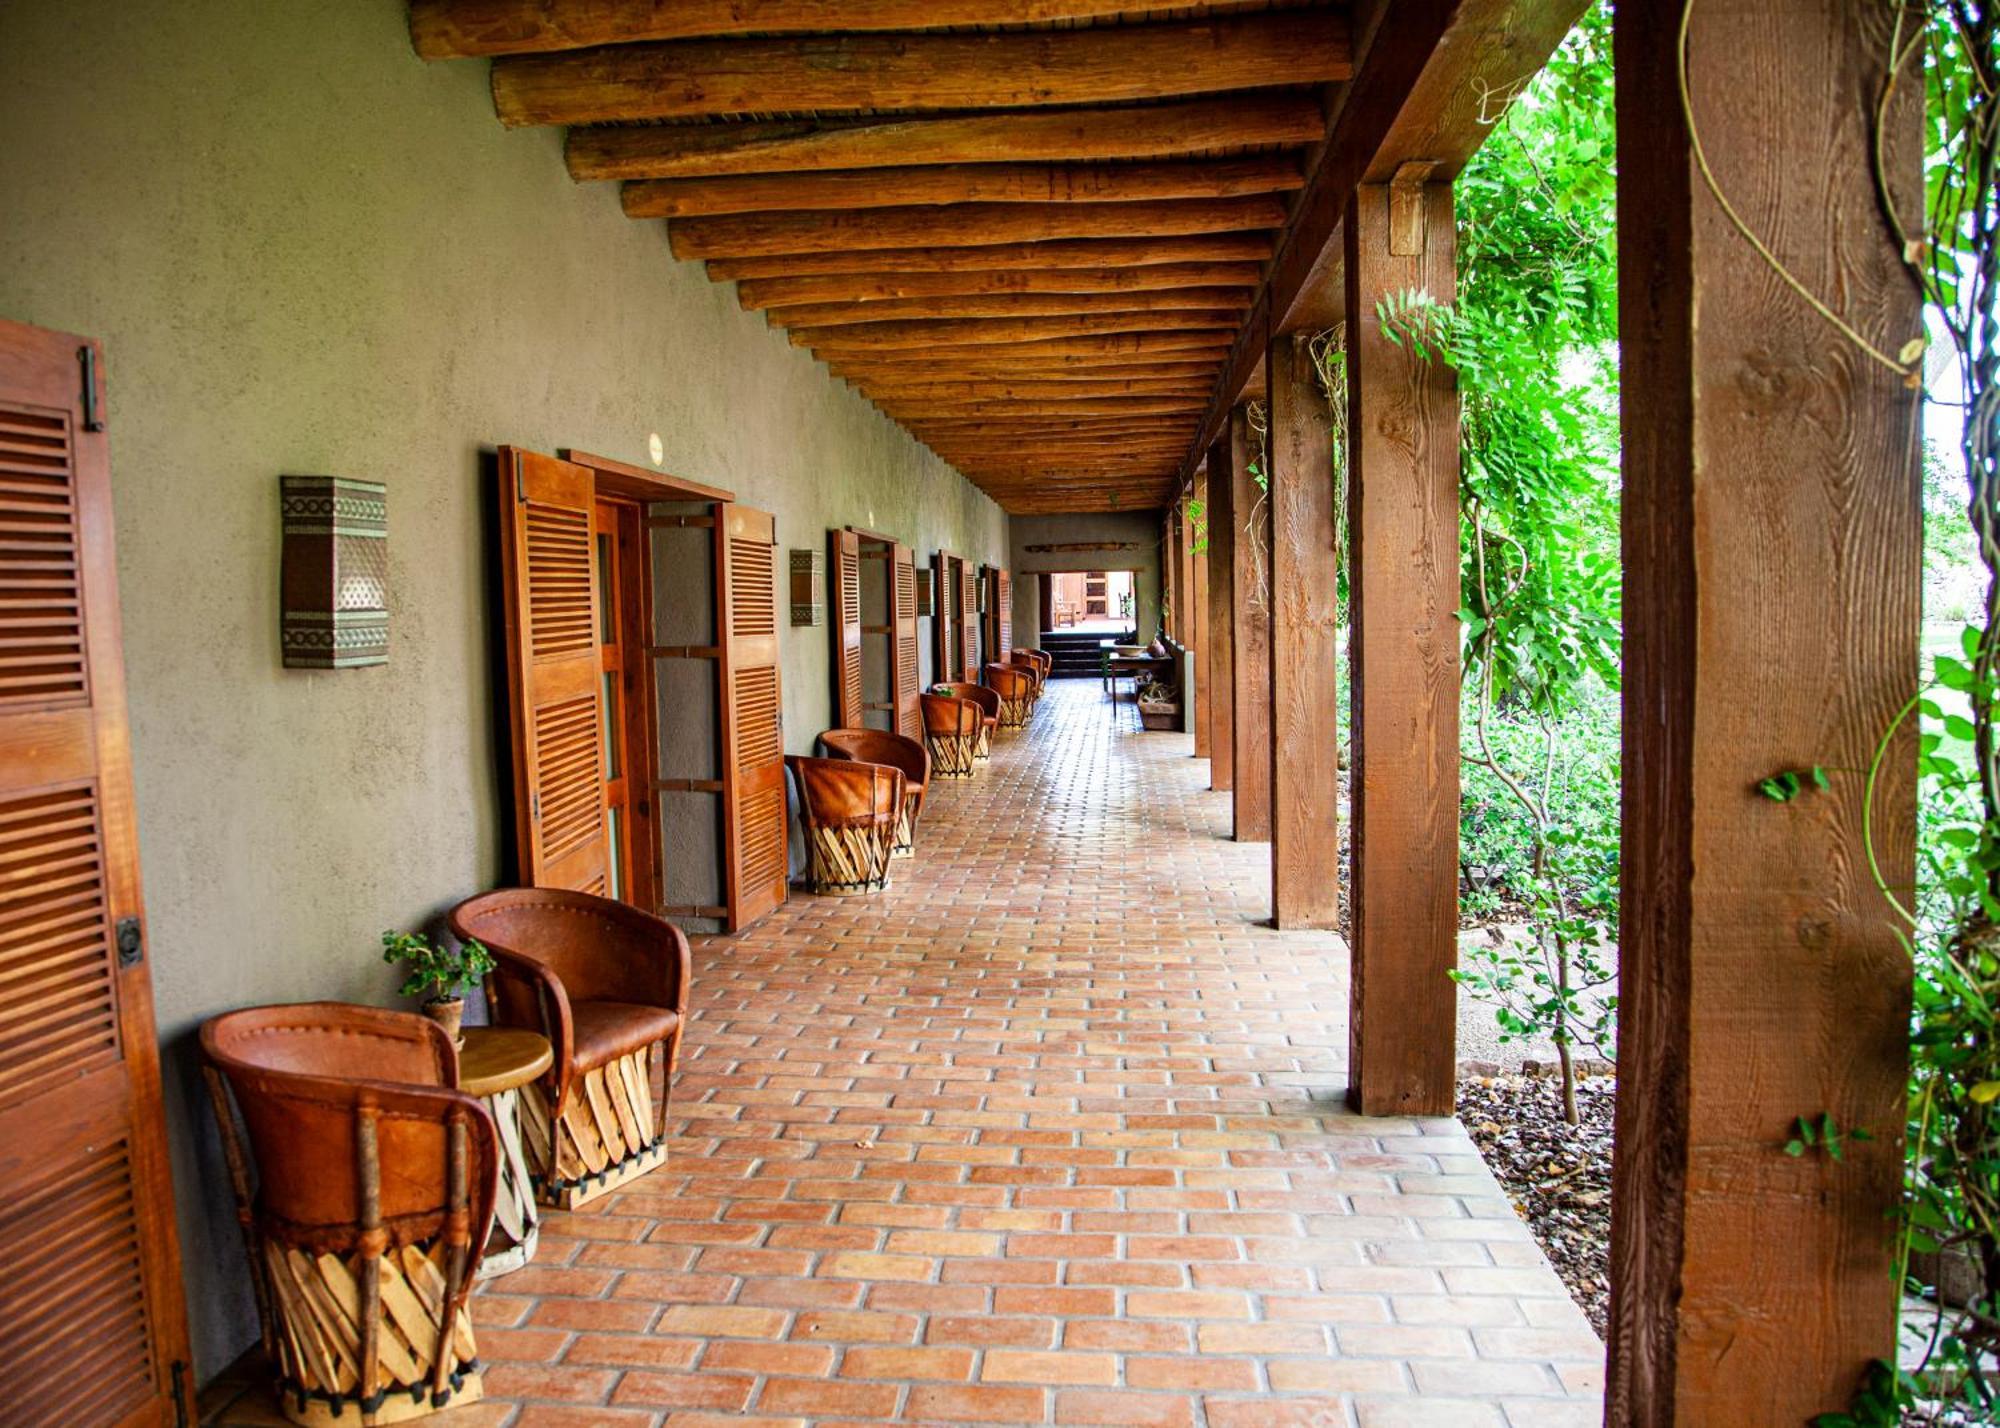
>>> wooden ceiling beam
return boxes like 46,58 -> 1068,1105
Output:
908,417 -> 1198,434
566,93 -> 1326,182
413,0 -> 1289,59
830,359 -> 1222,381
736,262 -> 1264,310
770,288 -> 1251,328
872,397 -> 1204,418
851,379 -> 1210,400
707,233 -> 1273,281
668,196 -> 1289,259
623,155 -> 1303,219
794,313 -> 1238,350
491,13 -> 1354,127
824,331 -> 1232,361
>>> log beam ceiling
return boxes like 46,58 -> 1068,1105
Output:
414,1 -> 1353,513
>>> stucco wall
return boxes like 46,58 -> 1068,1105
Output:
0,0 -> 1006,1377
1010,513 -> 1166,643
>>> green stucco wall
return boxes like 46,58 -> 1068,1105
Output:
0,0 -> 1007,1377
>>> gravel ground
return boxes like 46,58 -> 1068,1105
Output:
1457,1073 -> 1615,1336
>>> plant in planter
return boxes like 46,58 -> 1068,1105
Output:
381,929 -> 494,1047
1135,678 -> 1180,732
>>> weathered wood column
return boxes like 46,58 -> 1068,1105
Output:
1206,434 -> 1237,793
1191,464 -> 1212,760
1345,177 -> 1459,1116
1229,404 -> 1272,842
1267,333 -> 1341,927
1608,2 -> 1920,1421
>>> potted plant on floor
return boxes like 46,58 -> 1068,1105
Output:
1135,678 -> 1180,732
381,929 -> 493,1047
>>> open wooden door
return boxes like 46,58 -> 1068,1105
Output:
720,505 -> 786,928
892,542 -> 920,738
960,560 -> 980,680
0,319 -> 193,1426
498,448 -> 609,894
830,527 -> 862,728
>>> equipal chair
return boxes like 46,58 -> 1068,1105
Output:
448,889 -> 689,1209
818,727 -> 929,857
931,681 -> 1000,758
200,1003 -> 497,1426
985,662 -> 1035,728
786,754 -> 904,893
1011,648 -> 1051,705
921,692 -> 983,778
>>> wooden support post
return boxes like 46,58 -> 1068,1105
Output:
1228,405 -> 1273,843
1608,3 -> 1919,1420
1205,436 -> 1236,792
1191,464 -> 1211,760
1345,178 -> 1459,1117
1267,333 -> 1340,927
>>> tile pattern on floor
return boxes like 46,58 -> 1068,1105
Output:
206,680 -> 1602,1428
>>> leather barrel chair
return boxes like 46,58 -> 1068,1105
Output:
785,754 -> 904,894
920,692 -> 982,778
818,728 -> 929,857
1011,648 -> 1051,699
930,681 -> 1000,759
448,889 -> 688,1209
984,662 -> 1035,729
200,1003 -> 498,1425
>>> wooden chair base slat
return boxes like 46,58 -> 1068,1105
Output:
520,1046 -> 667,1209
892,797 -> 917,858
261,1241 -> 480,1426
475,1083 -> 540,1279
996,694 -> 1030,728
804,820 -> 897,893
926,732 -> 979,778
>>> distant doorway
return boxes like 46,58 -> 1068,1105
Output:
1046,569 -> 1135,633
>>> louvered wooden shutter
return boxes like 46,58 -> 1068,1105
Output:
892,543 -> 920,739
932,555 -> 953,686
830,528 -> 862,728
998,570 -> 1013,658
720,505 -> 786,928
960,560 -> 980,680
498,448 -> 609,894
0,319 -> 193,1427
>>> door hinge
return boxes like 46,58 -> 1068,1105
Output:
78,345 -> 105,432
170,1361 -> 190,1428
530,791 -> 541,821
116,916 -> 144,968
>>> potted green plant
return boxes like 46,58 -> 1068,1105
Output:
1135,678 -> 1179,732
381,929 -> 494,1047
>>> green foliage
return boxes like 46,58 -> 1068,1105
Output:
1784,1112 -> 1871,1162
381,929 -> 493,1003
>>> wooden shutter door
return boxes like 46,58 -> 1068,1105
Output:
830,528 -> 862,728
720,505 -> 786,929
998,570 -> 1013,658
498,447 -> 609,894
932,555 -> 953,684
960,560 -> 979,680
892,543 -> 920,738
0,319 -> 193,1426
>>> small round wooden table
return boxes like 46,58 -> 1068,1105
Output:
458,1026 -> 553,1279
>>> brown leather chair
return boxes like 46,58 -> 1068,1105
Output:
786,754 -> 904,894
200,1003 -> 497,1424
818,728 -> 929,857
448,889 -> 688,1208
931,681 -> 1000,758
1011,648 -> 1051,701
985,662 -> 1035,728
921,692 -> 982,778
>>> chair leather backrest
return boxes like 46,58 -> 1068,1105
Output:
920,693 -> 980,737
818,728 -> 929,788
451,888 -> 682,1009
202,1003 -> 497,1249
932,682 -> 1000,720
786,755 -> 904,823
984,663 -> 1031,698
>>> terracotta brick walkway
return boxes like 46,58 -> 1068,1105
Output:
208,681 -> 1602,1428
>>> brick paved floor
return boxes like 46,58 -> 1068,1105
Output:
206,680 -> 1603,1428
